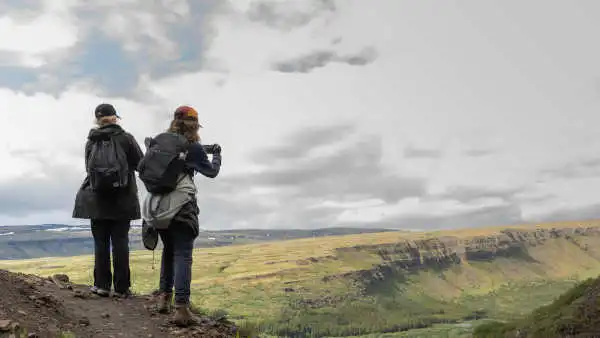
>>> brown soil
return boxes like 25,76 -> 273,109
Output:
0,269 -> 239,338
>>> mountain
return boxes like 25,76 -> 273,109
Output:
2,220 -> 600,336
0,224 -> 391,260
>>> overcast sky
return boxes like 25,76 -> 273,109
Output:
1,0 -> 600,230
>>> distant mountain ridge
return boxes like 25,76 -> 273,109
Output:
0,224 -> 392,260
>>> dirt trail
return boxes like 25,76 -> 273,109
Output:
0,269 -> 238,337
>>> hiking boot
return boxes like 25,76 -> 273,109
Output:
90,286 -> 110,297
173,305 -> 201,327
157,292 -> 173,314
112,289 -> 133,299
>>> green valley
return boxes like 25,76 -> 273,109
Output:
2,220 -> 600,337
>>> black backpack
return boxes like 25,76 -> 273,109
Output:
87,136 -> 130,194
138,132 -> 189,194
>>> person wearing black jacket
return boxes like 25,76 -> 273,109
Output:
72,103 -> 143,298
153,105 -> 222,326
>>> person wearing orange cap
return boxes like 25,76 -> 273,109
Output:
147,105 -> 222,326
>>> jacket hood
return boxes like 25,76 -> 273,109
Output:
87,124 -> 125,141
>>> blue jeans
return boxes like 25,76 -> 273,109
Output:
158,223 -> 196,305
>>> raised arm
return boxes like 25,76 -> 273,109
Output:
187,142 -> 221,178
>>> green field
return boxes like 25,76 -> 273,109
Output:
2,221 -> 600,337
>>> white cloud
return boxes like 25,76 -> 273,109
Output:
143,0 -> 600,229
202,0 -> 388,73
0,3 -> 78,67
0,84 -> 165,189
1,0 -> 600,229
103,10 -> 177,56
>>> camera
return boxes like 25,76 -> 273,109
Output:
202,144 -> 222,154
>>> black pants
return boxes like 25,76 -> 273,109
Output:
90,219 -> 131,292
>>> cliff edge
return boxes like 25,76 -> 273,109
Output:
331,225 -> 600,289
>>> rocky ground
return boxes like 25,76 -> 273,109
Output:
0,269 -> 240,337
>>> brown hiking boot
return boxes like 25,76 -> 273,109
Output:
172,305 -> 201,327
157,292 -> 172,314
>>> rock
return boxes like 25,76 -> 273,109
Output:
203,318 -> 217,326
17,310 -> 27,316
101,313 -> 110,319
8,322 -> 19,332
49,274 -> 72,290
73,290 -> 88,299
172,328 -> 189,335
27,333 -> 39,338
52,274 -> 69,283
78,317 -> 90,326
0,320 -> 12,331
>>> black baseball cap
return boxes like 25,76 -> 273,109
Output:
94,103 -> 121,119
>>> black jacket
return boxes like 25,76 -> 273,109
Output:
72,124 -> 143,221
184,142 -> 221,178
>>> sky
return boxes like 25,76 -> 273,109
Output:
1,0 -> 600,230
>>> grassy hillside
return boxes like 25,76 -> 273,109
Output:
1,220 -> 600,336
473,276 -> 600,337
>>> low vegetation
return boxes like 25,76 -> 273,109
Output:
1,220 -> 600,336
473,276 -> 600,337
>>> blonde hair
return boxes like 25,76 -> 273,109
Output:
96,115 -> 118,127
167,118 -> 200,143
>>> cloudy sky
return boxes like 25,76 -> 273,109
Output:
1,0 -> 600,230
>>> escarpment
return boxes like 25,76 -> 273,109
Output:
329,226 -> 600,290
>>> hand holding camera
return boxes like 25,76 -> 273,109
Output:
203,144 -> 222,155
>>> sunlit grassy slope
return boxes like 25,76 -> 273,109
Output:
473,276 -> 600,337
2,220 -> 600,336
